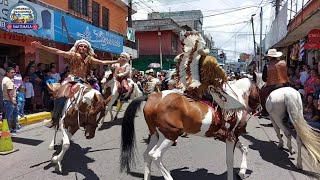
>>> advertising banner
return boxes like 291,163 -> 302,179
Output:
0,0 -> 54,40
54,11 -> 123,54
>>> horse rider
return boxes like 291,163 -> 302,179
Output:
144,69 -> 161,95
114,52 -> 132,97
260,48 -> 290,116
31,39 -> 120,128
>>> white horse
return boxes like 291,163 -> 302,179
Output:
98,68 -> 142,129
255,75 -> 320,169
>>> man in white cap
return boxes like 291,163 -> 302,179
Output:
31,40 -> 119,128
260,48 -> 290,116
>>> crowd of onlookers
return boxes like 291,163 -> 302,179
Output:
2,59 -> 320,133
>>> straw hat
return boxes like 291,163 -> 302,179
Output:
266,49 -> 282,58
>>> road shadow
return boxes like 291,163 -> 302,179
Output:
99,117 -> 123,130
129,167 -> 252,180
242,134 -> 320,178
11,137 -> 44,146
39,142 -> 115,179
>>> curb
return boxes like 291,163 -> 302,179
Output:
0,112 -> 52,129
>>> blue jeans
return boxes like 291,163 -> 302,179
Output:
17,101 -> 25,116
3,100 -> 18,130
308,121 -> 320,129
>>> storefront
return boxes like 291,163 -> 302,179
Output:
0,0 -> 124,74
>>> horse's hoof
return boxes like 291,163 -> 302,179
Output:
48,145 -> 54,150
238,172 -> 245,179
54,162 -> 62,173
97,123 -> 102,130
51,155 -> 59,163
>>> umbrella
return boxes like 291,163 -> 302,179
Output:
148,63 -> 161,68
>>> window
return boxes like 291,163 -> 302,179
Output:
102,7 -> 109,31
68,0 -> 88,16
92,1 -> 100,27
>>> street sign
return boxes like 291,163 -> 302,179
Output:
127,27 -> 135,42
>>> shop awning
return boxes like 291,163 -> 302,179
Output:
274,9 -> 320,48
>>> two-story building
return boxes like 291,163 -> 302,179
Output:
0,0 -> 137,74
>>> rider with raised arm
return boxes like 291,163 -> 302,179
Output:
114,52 -> 132,96
31,39 -> 119,128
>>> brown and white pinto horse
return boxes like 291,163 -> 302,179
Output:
47,83 -> 106,173
120,78 -> 260,180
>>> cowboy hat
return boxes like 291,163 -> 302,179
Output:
267,49 -> 282,58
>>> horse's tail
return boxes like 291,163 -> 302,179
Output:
284,91 -> 320,167
120,95 -> 148,173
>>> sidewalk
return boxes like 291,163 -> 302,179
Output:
0,112 -> 52,129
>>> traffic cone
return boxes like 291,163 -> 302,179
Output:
0,119 -> 19,155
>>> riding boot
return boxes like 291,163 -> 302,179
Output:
46,97 -> 67,128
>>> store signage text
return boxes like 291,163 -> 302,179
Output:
308,29 -> 320,43
0,32 -> 27,42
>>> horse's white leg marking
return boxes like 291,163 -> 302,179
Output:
269,116 -> 284,148
296,136 -> 303,169
194,108 -> 212,137
109,93 -> 119,121
48,127 -> 58,150
149,132 -> 174,180
235,141 -> 248,179
143,133 -> 158,180
226,140 -> 235,180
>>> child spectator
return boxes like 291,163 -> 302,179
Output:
304,95 -> 315,121
17,85 -> 26,118
50,66 -> 61,83
43,70 -> 56,111
23,75 -> 34,114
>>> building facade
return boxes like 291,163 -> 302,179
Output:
132,19 -> 183,71
0,0 -> 136,74
148,10 -> 203,33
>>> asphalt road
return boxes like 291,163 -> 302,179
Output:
1,104 -> 320,180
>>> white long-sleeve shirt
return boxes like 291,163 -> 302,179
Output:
24,82 -> 34,98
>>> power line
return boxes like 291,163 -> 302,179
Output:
203,20 -> 249,28
218,23 -> 250,48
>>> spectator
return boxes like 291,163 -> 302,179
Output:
299,65 -> 310,85
13,64 -> 23,89
2,67 -> 19,133
168,79 -> 183,93
60,66 -> 70,81
304,69 -> 320,96
0,62 -> 8,113
43,70 -> 56,111
23,75 -> 34,114
304,95 -> 315,121
17,85 -> 26,118
50,66 -> 61,83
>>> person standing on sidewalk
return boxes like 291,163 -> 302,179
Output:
2,67 -> 19,133
16,85 -> 26,118
23,75 -> 34,114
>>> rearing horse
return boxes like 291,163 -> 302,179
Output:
120,78 -> 260,180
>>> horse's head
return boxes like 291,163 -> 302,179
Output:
101,67 -> 116,95
248,81 -> 261,113
79,90 -> 106,139
180,30 -> 209,56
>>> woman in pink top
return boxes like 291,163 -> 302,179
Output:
304,69 -> 320,96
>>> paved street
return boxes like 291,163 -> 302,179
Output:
1,104 -> 320,180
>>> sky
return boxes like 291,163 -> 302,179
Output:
132,0 -> 276,62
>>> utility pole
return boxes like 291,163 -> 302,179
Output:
158,27 -> 163,69
259,7 -> 263,72
127,0 -> 133,76
251,14 -> 257,70
127,0 -> 132,48
275,0 -> 281,17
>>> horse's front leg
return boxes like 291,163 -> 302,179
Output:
109,93 -> 119,121
226,139 -> 235,180
296,136 -> 303,169
235,140 -> 248,179
51,122 -> 71,173
48,125 -> 59,150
